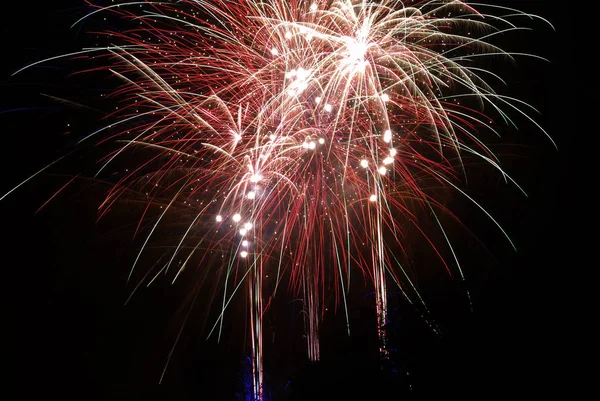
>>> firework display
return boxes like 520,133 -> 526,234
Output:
4,1 -> 553,399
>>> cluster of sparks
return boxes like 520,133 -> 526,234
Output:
6,1 -> 552,399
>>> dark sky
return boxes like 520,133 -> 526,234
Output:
3,1 -> 574,400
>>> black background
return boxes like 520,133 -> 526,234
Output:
3,1 -> 575,400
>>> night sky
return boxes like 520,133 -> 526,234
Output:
4,1 -> 574,400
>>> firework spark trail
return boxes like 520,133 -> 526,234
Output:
4,1 -> 553,399
302,252 -> 321,362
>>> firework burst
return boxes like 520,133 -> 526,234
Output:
5,1 -> 553,399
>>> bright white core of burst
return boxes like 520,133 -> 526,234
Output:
383,130 -> 392,143
345,36 -> 367,59
231,132 -> 242,141
232,213 -> 241,222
